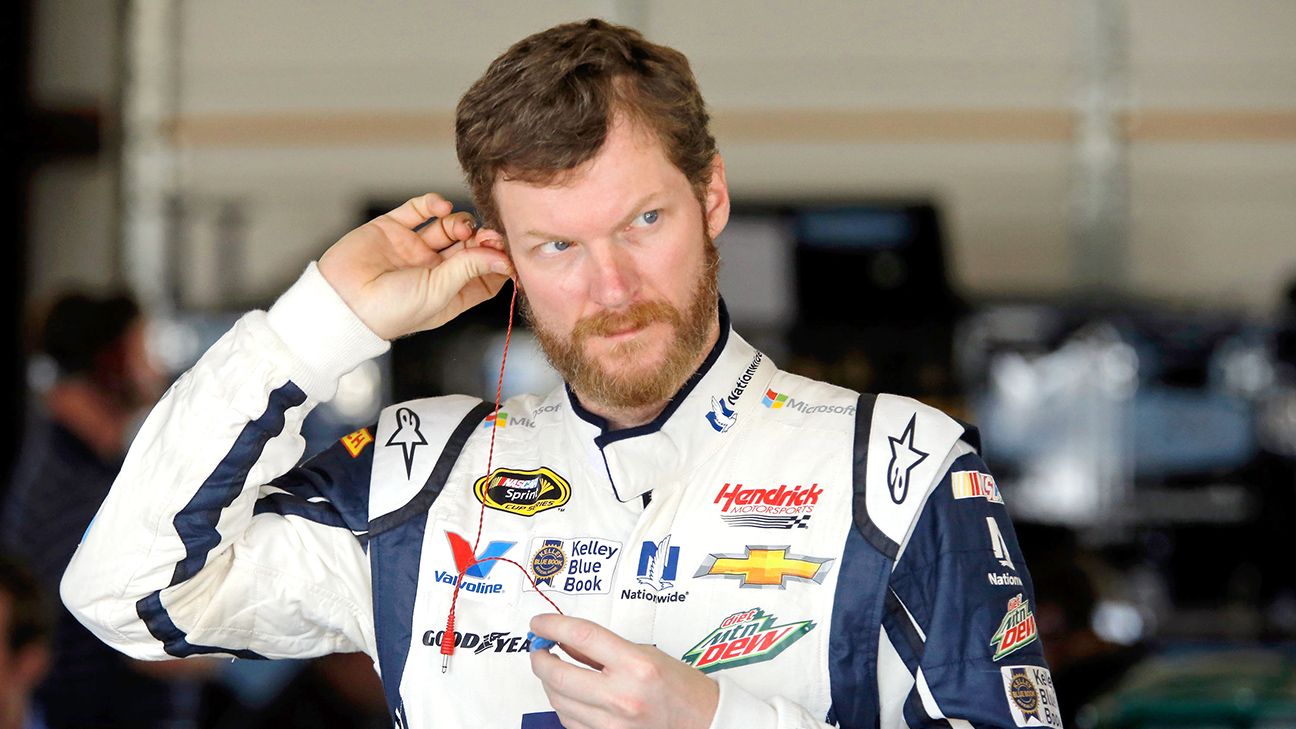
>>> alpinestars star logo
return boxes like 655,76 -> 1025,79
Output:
681,607 -> 815,673
886,414 -> 929,504
385,407 -> 427,480
991,593 -> 1038,660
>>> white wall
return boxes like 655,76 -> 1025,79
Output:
29,0 -> 1296,312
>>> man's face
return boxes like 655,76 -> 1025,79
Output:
493,118 -> 730,411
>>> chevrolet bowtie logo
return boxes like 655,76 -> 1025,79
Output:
694,546 -> 834,589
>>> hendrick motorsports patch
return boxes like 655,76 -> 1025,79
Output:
1000,666 -> 1062,728
474,467 -> 571,517
681,607 -> 814,673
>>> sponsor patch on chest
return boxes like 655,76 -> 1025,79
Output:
524,536 -> 622,595
681,607 -> 815,673
474,467 -> 571,517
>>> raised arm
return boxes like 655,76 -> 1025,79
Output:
61,194 -> 513,661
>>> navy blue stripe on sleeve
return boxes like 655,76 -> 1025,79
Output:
136,381 -> 307,658
135,593 -> 267,659
265,423 -> 377,533
170,382 -> 308,586
253,492 -> 351,530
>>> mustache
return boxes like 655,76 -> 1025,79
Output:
571,301 -> 682,340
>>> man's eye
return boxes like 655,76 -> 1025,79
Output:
630,210 -> 660,228
539,240 -> 572,254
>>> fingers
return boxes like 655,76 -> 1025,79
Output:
529,614 -> 623,671
383,193 -> 452,229
427,211 -> 479,249
529,649 -> 603,705
421,247 -> 513,316
470,227 -> 507,251
382,195 -> 478,257
530,650 -> 606,729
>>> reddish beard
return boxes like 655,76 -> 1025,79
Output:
522,237 -> 720,411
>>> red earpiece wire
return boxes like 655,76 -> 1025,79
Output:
441,279 -> 564,673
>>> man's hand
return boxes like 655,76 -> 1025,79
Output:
529,613 -> 719,729
317,193 -> 513,340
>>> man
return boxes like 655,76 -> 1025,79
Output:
62,19 -> 1058,729
4,293 -> 216,728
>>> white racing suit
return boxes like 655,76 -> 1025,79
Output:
62,264 -> 1060,729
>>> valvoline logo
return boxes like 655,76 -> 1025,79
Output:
434,531 -> 514,595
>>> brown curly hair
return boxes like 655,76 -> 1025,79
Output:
455,18 -> 718,231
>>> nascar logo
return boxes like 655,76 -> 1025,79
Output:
952,470 -> 1003,504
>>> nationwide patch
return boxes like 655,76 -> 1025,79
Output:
524,537 -> 621,595
682,607 -> 814,673
714,482 -> 821,529
1000,666 -> 1062,728
474,467 -> 571,517
622,535 -> 689,604
705,352 -> 762,433
339,427 -> 374,458
991,593 -> 1038,660
694,546 -> 833,589
952,470 -> 1003,504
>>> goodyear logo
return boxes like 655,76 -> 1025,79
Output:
474,467 -> 571,517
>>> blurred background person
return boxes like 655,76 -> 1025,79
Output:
0,553 -> 52,729
1,292 -> 215,729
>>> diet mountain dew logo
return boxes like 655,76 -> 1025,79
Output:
991,593 -> 1038,660
681,608 -> 814,673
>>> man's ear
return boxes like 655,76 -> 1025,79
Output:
703,154 -> 730,241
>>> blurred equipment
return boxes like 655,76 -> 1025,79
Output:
1086,646 -> 1296,729
962,298 -> 1296,642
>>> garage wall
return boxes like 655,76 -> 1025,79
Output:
28,0 -> 1296,312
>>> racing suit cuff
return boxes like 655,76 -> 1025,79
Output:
707,675 -> 778,729
266,262 -> 390,400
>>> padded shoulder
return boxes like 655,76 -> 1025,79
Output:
760,370 -> 862,423
852,393 -> 977,559
368,395 -> 488,522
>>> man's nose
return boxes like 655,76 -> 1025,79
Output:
586,242 -> 640,308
